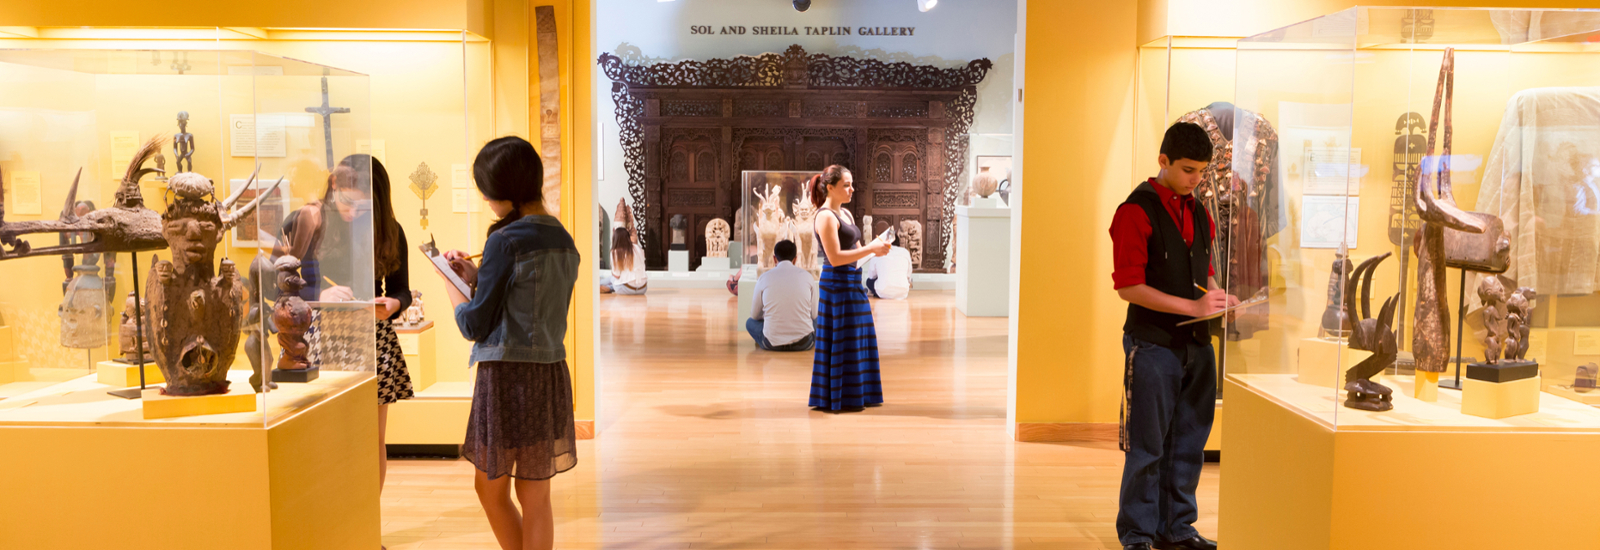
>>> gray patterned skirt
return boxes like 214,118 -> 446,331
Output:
463,360 -> 578,481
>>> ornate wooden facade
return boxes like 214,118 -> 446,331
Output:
599,45 -> 991,271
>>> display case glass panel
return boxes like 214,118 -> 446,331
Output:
1230,7 -> 1600,427
740,170 -> 829,279
0,48 -> 374,427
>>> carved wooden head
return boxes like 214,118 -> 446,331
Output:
275,255 -> 306,296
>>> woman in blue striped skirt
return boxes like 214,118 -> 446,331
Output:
809,165 -> 892,413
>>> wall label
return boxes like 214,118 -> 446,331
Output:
689,25 -> 915,36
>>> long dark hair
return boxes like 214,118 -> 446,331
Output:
326,154 -> 402,278
808,164 -> 851,208
474,136 -> 544,238
611,227 -> 633,270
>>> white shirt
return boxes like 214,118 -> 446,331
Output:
752,260 -> 818,346
611,244 -> 647,290
865,246 -> 912,299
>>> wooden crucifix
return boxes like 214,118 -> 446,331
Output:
304,76 -> 351,170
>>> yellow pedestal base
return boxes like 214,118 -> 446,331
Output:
1221,374 -> 1600,550
393,324 -> 436,391
1414,370 -> 1440,401
96,360 -> 165,387
141,388 -> 257,419
0,377 -> 380,550
1544,382 -> 1600,406
1462,375 -> 1541,419
1295,337 -> 1370,389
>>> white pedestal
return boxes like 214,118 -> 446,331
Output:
698,256 -> 729,272
668,249 -> 690,273
735,265 -> 757,331
956,205 -> 1012,317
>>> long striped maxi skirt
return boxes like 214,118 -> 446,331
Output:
809,263 -> 885,410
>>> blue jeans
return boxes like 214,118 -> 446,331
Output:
1117,334 -> 1216,546
746,318 -> 814,352
865,277 -> 880,298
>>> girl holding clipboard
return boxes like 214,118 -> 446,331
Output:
809,165 -> 891,413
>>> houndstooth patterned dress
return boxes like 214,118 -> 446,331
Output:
306,313 -> 414,405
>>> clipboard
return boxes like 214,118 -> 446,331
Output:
1175,289 -> 1269,326
420,233 -> 474,299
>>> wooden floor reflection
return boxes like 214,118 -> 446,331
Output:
383,289 -> 1219,549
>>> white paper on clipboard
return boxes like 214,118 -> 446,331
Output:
419,240 -> 474,299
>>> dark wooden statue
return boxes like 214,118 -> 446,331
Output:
1478,276 -> 1509,364
147,168 -> 282,396
1343,252 -> 1399,412
118,291 -> 151,363
1413,48 -> 1488,383
1505,286 -> 1536,362
272,255 -> 314,371
1318,245 -> 1353,339
242,254 -> 277,392
0,137 -> 167,261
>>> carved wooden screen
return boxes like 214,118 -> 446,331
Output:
601,45 -> 991,271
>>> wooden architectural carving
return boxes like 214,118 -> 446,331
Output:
599,45 -> 991,271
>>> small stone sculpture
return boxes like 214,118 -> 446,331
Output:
1318,245 -> 1354,340
669,214 -> 688,250
1342,252 -> 1399,412
899,219 -> 924,270
118,291 -> 152,363
147,167 -> 281,396
58,260 -> 107,349
1478,276 -> 1509,364
706,219 -> 730,258
272,256 -> 313,371
791,189 -> 818,273
861,215 -> 874,247
242,255 -> 276,392
1505,286 -> 1536,361
1576,364 -> 1597,393
400,290 -> 426,327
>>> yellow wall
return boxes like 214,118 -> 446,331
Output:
0,0 -> 493,37
1139,0 -> 1600,44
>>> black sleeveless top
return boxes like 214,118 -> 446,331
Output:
1121,181 -> 1211,347
816,208 -> 861,266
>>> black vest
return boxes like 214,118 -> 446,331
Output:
1122,181 -> 1211,347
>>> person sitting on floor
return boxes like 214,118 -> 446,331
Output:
864,232 -> 913,300
600,226 -> 647,295
746,240 -> 817,351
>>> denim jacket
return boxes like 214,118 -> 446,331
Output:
454,215 -> 580,365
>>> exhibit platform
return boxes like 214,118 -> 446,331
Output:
603,269 -> 958,290
1219,373 -> 1600,550
0,369 -> 380,550
387,324 -> 471,450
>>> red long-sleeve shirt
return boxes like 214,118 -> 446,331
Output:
1109,178 -> 1216,290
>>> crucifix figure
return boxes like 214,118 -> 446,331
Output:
304,76 -> 351,170
173,111 -> 195,173
170,51 -> 191,75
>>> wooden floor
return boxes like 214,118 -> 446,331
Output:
382,289 -> 1219,549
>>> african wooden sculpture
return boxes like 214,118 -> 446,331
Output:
147,168 -> 283,396
272,255 -> 313,372
1318,245 -> 1354,340
1477,276 -> 1508,364
1342,252 -> 1399,412
705,219 -> 730,258
58,259 -> 107,349
118,291 -> 152,363
0,137 -> 167,261
1505,286 -> 1536,362
791,188 -> 818,273
242,254 -> 276,392
1413,48 -> 1488,397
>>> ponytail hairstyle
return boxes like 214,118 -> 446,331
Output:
808,164 -> 851,209
473,136 -> 544,239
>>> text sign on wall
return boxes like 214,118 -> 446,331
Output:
690,25 -> 917,36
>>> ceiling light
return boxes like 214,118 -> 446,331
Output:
917,0 -> 937,12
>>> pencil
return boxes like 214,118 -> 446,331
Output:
467,252 -> 482,260
1194,283 -> 1210,294
324,276 -> 338,288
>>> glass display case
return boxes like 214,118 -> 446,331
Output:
1227,7 -> 1600,426
0,48 -> 374,427
740,170 -> 828,278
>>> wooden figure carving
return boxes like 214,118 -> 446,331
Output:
147,168 -> 283,396
242,254 -> 276,392
0,137 -> 167,261
1342,252 -> 1399,412
272,255 -> 313,371
705,219 -> 730,258
669,214 -> 688,250
753,184 -> 789,273
58,260 -> 107,349
1413,48 -> 1488,383
791,189 -> 818,273
900,219 -> 924,269
1506,286 -> 1536,361
1319,245 -> 1354,340
1478,276 -> 1508,364
119,291 -> 152,363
